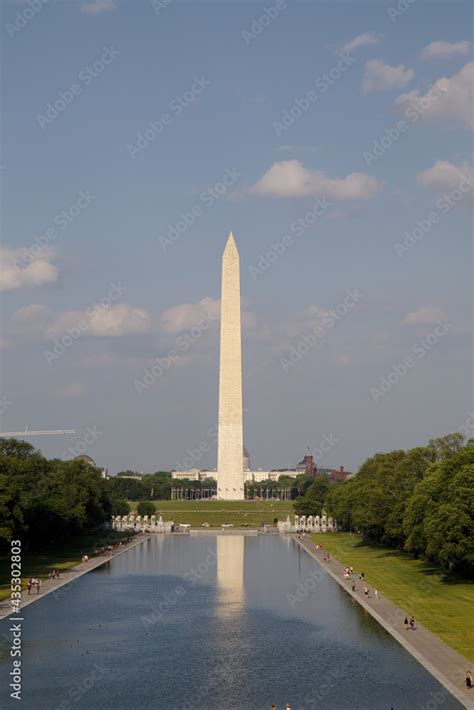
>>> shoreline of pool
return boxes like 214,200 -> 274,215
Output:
294,535 -> 473,709
0,534 -> 151,622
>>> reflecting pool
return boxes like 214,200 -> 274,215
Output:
0,535 -> 462,709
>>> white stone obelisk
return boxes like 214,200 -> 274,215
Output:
217,232 -> 244,500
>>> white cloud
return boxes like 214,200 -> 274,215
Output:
0,247 -> 58,292
336,355 -> 352,366
402,306 -> 446,325
417,160 -> 474,198
248,160 -> 380,201
80,0 -> 116,14
12,304 -> 49,322
57,382 -> 87,398
419,40 -> 471,61
338,32 -> 380,55
395,62 -> 473,128
46,304 -> 151,338
0,337 -> 12,351
160,297 -> 220,334
362,59 -> 414,94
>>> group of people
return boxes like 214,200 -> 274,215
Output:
403,615 -> 416,630
26,578 -> 41,595
48,569 -> 60,580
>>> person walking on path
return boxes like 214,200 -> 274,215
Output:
27,578 -> 32,595
364,584 -> 369,596
36,578 -> 41,594
352,580 -> 356,592
374,588 -> 379,600
404,617 -> 410,631
465,670 -> 472,688
410,615 -> 416,630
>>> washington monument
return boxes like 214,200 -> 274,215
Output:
217,232 -> 244,500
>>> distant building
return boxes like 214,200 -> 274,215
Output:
329,466 -> 353,482
117,472 -> 144,481
296,453 -> 316,476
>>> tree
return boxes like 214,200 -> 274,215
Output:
404,448 -> 474,575
0,438 -> 36,459
112,499 -> 131,516
294,478 -> 329,516
137,501 -> 156,517
427,433 -> 465,462
0,440 -> 113,551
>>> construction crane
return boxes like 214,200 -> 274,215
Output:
0,428 -> 76,437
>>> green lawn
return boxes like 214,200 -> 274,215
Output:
0,531 -> 134,602
312,533 -> 474,662
127,499 -> 293,527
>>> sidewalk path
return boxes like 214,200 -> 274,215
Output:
295,536 -> 473,709
0,533 -> 150,622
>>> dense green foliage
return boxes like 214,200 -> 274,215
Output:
294,478 -> 329,515
324,434 -> 474,577
111,499 -> 131,516
0,439 -> 112,551
108,471 -> 172,500
136,501 -> 156,517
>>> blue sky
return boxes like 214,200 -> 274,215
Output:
1,0 -> 472,474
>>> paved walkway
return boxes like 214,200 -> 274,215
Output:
0,533 -> 150,622
295,535 -> 473,709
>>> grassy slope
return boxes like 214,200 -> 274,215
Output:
127,499 -> 293,527
313,533 -> 474,662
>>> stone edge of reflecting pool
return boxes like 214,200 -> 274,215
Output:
295,536 -> 472,709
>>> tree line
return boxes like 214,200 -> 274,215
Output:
316,433 -> 473,577
0,439 -> 112,552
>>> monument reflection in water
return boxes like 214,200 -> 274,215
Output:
0,534 -> 463,710
216,535 -> 245,617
